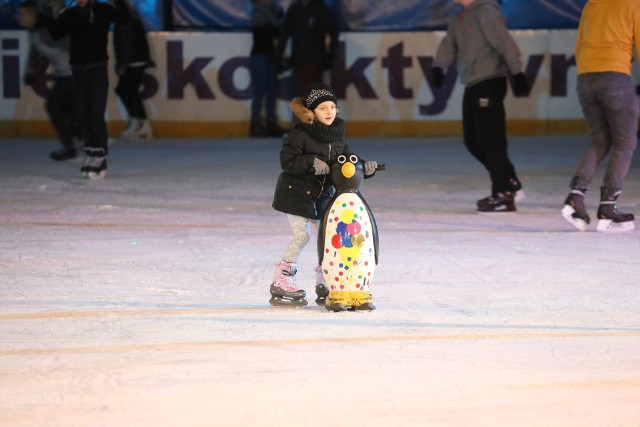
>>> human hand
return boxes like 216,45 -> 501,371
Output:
431,67 -> 444,88
313,158 -> 329,175
364,161 -> 377,176
511,72 -> 530,96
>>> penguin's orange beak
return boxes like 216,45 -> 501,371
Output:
341,162 -> 355,178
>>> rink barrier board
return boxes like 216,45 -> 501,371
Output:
1,28 -> 602,135
0,119 -> 589,138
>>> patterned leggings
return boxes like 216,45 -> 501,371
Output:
282,214 -> 319,263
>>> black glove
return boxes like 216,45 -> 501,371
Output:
511,72 -> 530,96
23,73 -> 35,86
431,67 -> 444,88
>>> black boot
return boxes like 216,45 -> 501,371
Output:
561,188 -> 590,231
596,187 -> 634,232
266,119 -> 287,137
249,118 -> 268,137
50,148 -> 78,161
477,192 -> 516,212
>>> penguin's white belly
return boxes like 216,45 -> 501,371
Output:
321,193 -> 376,304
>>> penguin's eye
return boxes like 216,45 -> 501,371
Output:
337,155 -> 346,164
350,155 -> 359,163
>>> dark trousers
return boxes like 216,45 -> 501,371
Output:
114,66 -> 147,120
46,76 -> 77,150
462,76 -> 517,194
72,66 -> 109,154
250,54 -> 278,121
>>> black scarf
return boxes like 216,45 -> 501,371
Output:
298,118 -> 345,144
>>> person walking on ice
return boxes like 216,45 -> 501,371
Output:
431,0 -> 530,213
561,0 -> 639,232
270,83 -> 377,307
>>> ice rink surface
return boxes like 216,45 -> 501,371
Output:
1,135 -> 639,427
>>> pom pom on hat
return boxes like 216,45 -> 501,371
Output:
302,83 -> 337,111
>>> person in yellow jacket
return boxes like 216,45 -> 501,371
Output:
561,0 -> 640,232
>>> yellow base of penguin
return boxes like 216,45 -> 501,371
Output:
325,290 -> 375,311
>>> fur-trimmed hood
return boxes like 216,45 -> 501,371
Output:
289,97 -> 315,124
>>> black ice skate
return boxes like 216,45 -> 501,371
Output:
561,189 -> 590,231
314,265 -> 329,305
81,149 -> 107,179
50,148 -> 78,161
477,192 -> 516,212
269,261 -> 308,307
315,284 -> 329,305
477,178 -> 524,207
596,187 -> 635,232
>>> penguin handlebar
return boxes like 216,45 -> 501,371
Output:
375,163 -> 386,171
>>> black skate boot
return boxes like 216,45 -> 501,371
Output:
81,148 -> 107,180
269,261 -> 308,307
249,118 -> 268,137
314,265 -> 329,305
561,188 -> 590,231
596,187 -> 635,232
477,177 -> 524,207
266,119 -> 288,137
477,191 -> 516,212
508,177 -> 525,203
50,148 -> 78,161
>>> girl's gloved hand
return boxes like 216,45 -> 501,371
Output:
313,158 -> 330,175
364,161 -> 377,175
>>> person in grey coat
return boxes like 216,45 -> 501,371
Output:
18,1 -> 80,161
432,0 -> 530,212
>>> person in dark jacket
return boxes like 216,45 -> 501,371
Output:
249,0 -> 286,137
18,1 -> 80,161
276,0 -> 339,96
46,0 -> 115,179
270,83 -> 377,306
113,0 -> 153,140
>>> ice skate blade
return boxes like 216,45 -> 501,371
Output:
561,205 -> 588,231
596,219 -> 635,232
477,208 -> 516,215
269,296 -> 308,307
86,170 -> 106,180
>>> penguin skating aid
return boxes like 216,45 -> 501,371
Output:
318,155 -> 383,312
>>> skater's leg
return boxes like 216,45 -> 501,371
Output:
599,73 -> 638,193
572,74 -> 613,189
270,215 -> 314,307
282,215 -> 313,263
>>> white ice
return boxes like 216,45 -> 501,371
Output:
1,136 -> 639,426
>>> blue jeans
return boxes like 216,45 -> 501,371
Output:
250,54 -> 277,121
574,72 -> 639,192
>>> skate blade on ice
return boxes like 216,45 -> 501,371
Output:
269,296 -> 308,307
561,205 -> 588,231
596,219 -> 635,232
